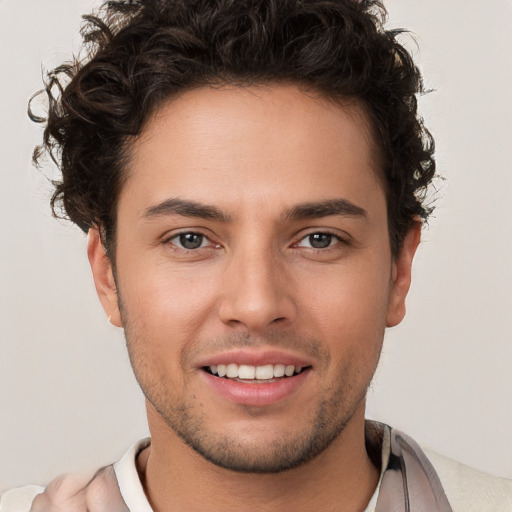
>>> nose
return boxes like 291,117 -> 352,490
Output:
218,244 -> 296,333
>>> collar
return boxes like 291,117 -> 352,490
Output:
112,421 -> 452,512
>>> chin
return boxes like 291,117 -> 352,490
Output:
150,390 -> 360,474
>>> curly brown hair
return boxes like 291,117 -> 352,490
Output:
30,0 -> 435,257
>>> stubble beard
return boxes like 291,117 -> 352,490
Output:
123,335 -> 377,473
164,391 -> 365,474
117,291 -> 382,474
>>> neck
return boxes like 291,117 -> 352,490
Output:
138,404 -> 379,512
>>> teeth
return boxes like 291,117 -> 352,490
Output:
273,364 -> 285,377
285,365 -> 295,377
208,363 -> 305,379
238,365 -> 256,379
226,363 -> 238,378
255,364 -> 273,380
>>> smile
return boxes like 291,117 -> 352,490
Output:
201,362 -> 312,406
206,363 -> 307,381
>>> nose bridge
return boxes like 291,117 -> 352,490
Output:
219,233 -> 294,331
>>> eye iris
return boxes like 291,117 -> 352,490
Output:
180,233 -> 203,249
309,233 -> 332,248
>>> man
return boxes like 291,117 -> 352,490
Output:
1,0 -> 511,510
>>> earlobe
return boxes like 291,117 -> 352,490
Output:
87,228 -> 123,327
386,222 -> 422,328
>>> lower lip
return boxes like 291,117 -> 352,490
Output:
201,369 -> 310,407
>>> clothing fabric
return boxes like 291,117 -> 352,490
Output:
2,421 -> 511,511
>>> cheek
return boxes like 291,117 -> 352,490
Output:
119,273 -> 213,391
117,257 -> 222,345
303,268 -> 389,397
296,257 -> 391,347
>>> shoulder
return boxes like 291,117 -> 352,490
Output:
424,447 -> 512,512
0,485 -> 44,512
0,439 -> 150,512
1,466 -> 127,512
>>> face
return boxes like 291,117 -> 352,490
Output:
89,84 -> 419,473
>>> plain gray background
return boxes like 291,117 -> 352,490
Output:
1,0 -> 511,490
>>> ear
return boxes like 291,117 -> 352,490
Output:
87,228 -> 123,327
386,222 -> 422,328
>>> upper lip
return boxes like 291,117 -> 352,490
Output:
196,348 -> 312,368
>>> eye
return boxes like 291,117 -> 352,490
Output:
297,232 -> 340,249
168,232 -> 211,250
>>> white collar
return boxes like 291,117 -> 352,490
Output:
113,437 -> 153,512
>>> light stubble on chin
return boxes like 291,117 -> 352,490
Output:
154,378 -> 363,474
122,322 -> 378,474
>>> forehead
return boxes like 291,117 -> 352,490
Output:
120,84 -> 385,219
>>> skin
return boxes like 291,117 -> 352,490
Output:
88,84 -> 420,512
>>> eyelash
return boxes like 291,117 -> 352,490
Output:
293,230 -> 349,252
164,231 -> 218,252
163,230 -> 348,253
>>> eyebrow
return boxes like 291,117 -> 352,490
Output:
142,197 -> 367,223
143,198 -> 231,222
283,198 -> 368,221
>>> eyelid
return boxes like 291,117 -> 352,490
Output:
160,227 -> 350,251
171,233 -> 209,249
162,229 -> 220,250
293,228 -> 351,246
162,226 -> 211,241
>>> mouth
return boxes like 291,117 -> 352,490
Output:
199,356 -> 312,406
203,363 -> 309,383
